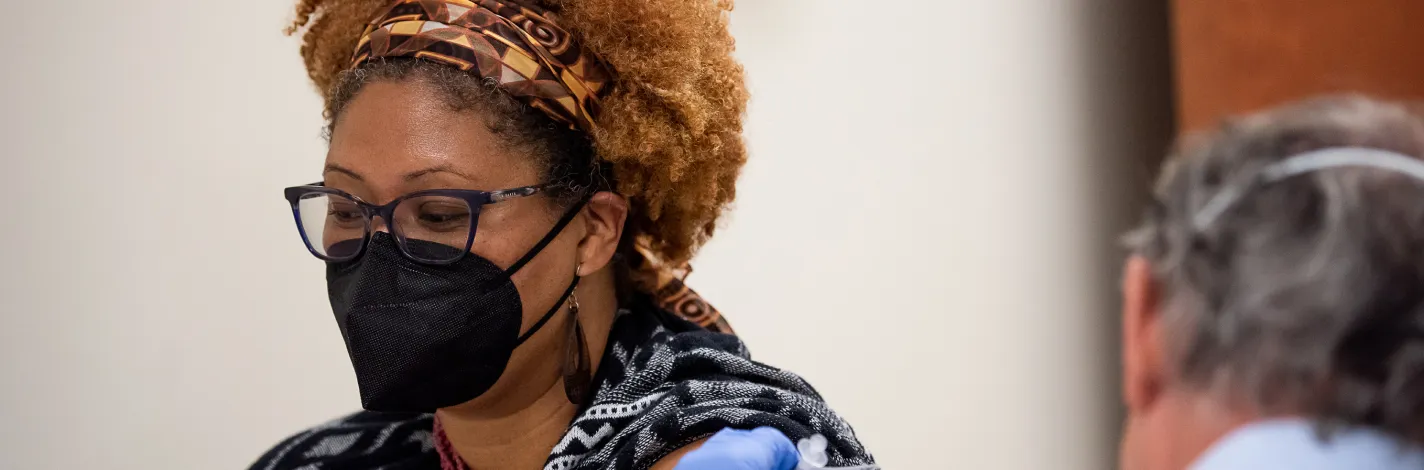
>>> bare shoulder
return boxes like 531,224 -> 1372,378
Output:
648,438 -> 709,470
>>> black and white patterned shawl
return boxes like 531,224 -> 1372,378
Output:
250,295 -> 874,469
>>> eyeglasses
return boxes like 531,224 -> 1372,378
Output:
283,182 -> 546,264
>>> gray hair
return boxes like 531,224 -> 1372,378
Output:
1125,95 -> 1424,442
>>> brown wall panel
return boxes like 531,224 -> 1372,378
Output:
1172,0 -> 1424,131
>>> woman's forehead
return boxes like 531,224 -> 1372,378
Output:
325,81 -> 540,190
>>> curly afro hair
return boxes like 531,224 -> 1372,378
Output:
287,0 -> 748,289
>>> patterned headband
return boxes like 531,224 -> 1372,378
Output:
352,0 -> 616,132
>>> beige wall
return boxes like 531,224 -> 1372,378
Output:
0,0 -> 1170,468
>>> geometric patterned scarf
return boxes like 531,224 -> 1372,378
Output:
248,297 -> 875,470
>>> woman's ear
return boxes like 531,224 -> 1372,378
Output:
575,191 -> 628,274
1122,255 -> 1166,413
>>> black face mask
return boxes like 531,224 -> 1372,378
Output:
325,201 -> 584,412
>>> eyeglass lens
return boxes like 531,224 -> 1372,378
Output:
295,192 -> 476,262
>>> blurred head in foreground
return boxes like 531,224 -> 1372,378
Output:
1118,95 -> 1424,470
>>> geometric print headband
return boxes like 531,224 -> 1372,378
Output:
1193,146 -> 1424,231
352,0 -> 616,133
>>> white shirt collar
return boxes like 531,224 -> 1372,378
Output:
1190,419 -> 1424,470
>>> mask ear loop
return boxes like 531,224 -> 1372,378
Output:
516,276 -> 577,346
1192,147 -> 1424,231
508,193 -> 593,348
505,193 -> 593,277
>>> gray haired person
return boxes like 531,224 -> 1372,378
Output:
1116,95 -> 1424,470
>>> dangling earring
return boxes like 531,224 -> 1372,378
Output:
563,263 -> 592,405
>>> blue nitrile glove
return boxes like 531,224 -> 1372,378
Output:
673,427 -> 800,470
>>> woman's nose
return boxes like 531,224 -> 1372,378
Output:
369,216 -> 390,233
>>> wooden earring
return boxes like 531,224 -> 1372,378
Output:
563,264 -> 592,404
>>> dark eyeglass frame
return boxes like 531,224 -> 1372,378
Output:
283,182 -> 547,265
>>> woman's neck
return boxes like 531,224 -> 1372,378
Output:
436,378 -> 581,469
436,270 -> 620,469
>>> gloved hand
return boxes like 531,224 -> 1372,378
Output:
673,427 -> 800,470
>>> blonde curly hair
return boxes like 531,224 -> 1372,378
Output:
287,0 -> 748,286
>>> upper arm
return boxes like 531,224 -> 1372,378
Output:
648,438 -> 709,470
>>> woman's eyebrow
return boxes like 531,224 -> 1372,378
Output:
323,162 -> 478,182
401,164 -> 477,182
323,163 -> 365,181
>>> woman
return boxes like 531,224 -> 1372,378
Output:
251,0 -> 873,469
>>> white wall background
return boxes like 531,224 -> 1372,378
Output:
0,0 -> 1171,468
